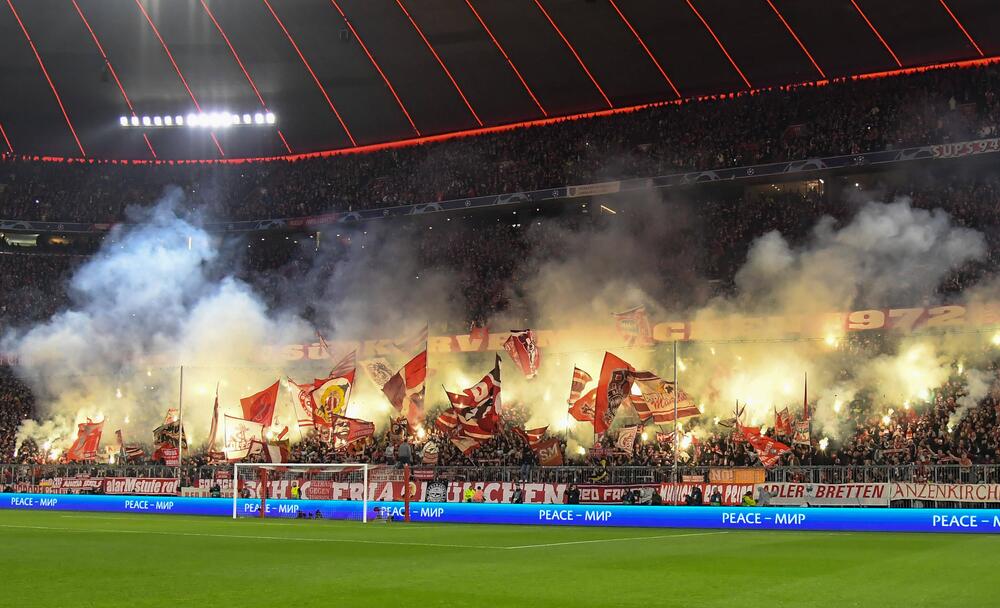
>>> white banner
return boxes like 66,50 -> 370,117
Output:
757,483 -> 890,506
891,483 -> 1000,503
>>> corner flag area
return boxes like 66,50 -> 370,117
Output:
0,510 -> 996,607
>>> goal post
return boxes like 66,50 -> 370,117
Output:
231,463 -> 412,523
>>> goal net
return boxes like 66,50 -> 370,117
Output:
232,463 -> 413,523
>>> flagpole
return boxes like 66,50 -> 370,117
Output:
672,340 -> 679,483
177,365 -> 184,493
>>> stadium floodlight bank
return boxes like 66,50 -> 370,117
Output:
232,463 -> 412,523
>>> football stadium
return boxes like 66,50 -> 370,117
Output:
3,1 -> 1000,606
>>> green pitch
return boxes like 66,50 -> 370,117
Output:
1,510 -> 997,607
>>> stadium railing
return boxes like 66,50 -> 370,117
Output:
5,463 -> 1000,488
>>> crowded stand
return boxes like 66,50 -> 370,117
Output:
3,63 -> 1000,499
1,63 -> 1000,223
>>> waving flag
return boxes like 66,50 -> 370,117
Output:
613,306 -> 653,347
262,439 -> 290,464
289,350 -> 357,429
434,407 -> 459,433
449,355 -> 502,436
774,407 -> 793,436
794,420 -> 811,446
240,380 -> 280,427
448,391 -> 495,440
360,357 -> 395,388
422,440 -> 440,465
503,329 -> 541,379
533,437 -> 563,466
331,415 -> 375,446
224,415 -> 264,461
616,425 -> 640,457
513,426 -> 548,447
66,420 -> 104,462
630,371 -> 699,423
741,426 -> 791,467
382,350 -> 427,432
207,384 -> 220,454
568,388 -> 597,422
567,367 -> 593,404
451,435 -> 482,456
594,352 -> 635,434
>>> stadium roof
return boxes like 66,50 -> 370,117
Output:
0,0 -> 997,161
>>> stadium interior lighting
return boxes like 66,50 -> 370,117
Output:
118,111 -> 277,128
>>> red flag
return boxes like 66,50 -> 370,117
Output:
381,350 -> 427,432
449,355 -> 502,436
240,380 -> 280,427
66,420 -> 104,462
513,426 -> 548,447
311,351 -> 356,426
261,439 -> 290,463
451,434 -> 482,456
774,407 -> 793,436
616,425 -> 640,456
655,431 -> 674,444
613,306 -> 654,346
207,384 -> 220,453
594,352 -> 635,434
568,387 -> 597,422
741,426 -> 791,467
803,372 -> 810,419
503,329 -> 541,379
421,440 -> 440,465
629,371 -> 699,423
331,415 -> 375,446
434,407 -> 459,433
567,367 -> 593,405
532,437 -> 563,466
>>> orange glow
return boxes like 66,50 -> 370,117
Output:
32,55 -> 1000,165
331,0 -> 420,136
850,0 -> 902,67
396,0 -> 482,126
608,0 -> 680,98
465,0 -> 547,116
686,0 -> 752,89
262,0 -> 356,147
533,0 -> 612,108
7,0 -> 85,156
765,0 -> 826,79
937,0 -> 984,57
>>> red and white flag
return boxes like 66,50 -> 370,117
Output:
629,371 -> 699,423
224,415 -> 264,461
567,367 -> 593,405
382,350 -> 427,432
114,429 -> 144,461
422,440 -> 440,465
262,439 -> 290,463
240,380 -> 280,427
532,437 -> 563,466
655,431 -> 675,444
613,306 -> 654,347
331,415 -> 376,446
434,407 -> 459,434
774,407 -> 793,436
207,384 -> 220,454
503,329 -> 541,379
741,426 -> 791,467
450,435 -> 482,456
616,425 -> 640,457
568,387 -> 597,422
448,355 -> 502,437
66,420 -> 104,462
594,352 -> 635,434
289,350 -> 357,429
513,426 -> 548,447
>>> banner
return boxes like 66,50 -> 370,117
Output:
160,447 -> 180,467
890,483 -> 1000,504
7,493 -> 1000,533
102,478 -> 179,496
757,482 -> 889,506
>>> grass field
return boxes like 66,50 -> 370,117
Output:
1,510 -> 997,607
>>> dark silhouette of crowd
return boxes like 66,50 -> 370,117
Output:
1,63 -> 999,223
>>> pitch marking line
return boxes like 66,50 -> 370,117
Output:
504,530 -> 729,549
2,523 -> 726,550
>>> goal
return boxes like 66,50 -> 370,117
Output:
232,463 -> 413,523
